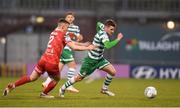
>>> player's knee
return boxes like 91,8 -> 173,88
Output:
78,77 -> 83,81
75,75 -> 83,82
76,77 -> 83,81
68,62 -> 76,69
71,64 -> 76,69
30,76 -> 38,82
110,70 -> 116,76
30,70 -> 40,81
70,65 -> 76,70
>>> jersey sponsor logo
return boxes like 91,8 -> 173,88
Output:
131,66 -> 157,79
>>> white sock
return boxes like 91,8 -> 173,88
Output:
43,77 -> 52,87
67,68 -> 75,80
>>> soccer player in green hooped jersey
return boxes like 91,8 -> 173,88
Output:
42,12 -> 84,93
84,21 -> 105,83
59,19 -> 124,97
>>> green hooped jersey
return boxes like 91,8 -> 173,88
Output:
88,30 -> 110,60
64,24 -> 80,51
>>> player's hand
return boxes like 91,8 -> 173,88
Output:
117,33 -> 123,41
76,34 -> 83,42
88,44 -> 97,50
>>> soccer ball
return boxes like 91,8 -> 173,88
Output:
144,86 -> 157,99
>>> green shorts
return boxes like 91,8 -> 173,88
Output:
60,49 -> 74,64
79,57 -> 110,77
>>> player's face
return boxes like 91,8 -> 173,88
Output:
105,26 -> 115,36
65,15 -> 75,24
62,23 -> 69,32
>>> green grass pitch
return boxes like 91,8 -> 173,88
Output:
0,77 -> 180,107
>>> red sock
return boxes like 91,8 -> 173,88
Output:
43,80 -> 57,94
15,76 -> 31,87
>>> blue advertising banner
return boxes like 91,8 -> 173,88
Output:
130,65 -> 180,79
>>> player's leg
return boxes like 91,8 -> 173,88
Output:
40,63 -> 60,98
3,70 -> 41,96
61,49 -> 79,93
67,61 -> 76,80
59,57 -> 95,97
59,74 -> 83,97
100,63 -> 116,96
42,77 -> 52,88
66,60 -> 79,93
42,62 -> 64,88
40,75 -> 60,98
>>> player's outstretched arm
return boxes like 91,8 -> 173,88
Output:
67,41 -> 95,51
103,33 -> 123,49
68,33 -> 83,42
73,41 -> 91,47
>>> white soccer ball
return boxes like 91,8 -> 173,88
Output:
144,86 -> 157,99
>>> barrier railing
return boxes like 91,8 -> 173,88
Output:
0,64 -> 26,77
0,0 -> 180,18
0,0 -> 180,12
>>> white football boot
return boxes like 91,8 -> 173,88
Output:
40,92 -> 54,99
66,86 -> 79,93
101,89 -> 115,96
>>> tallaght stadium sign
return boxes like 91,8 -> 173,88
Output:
139,41 -> 180,51
125,32 -> 180,52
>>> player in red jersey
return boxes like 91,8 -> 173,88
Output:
3,18 -> 96,98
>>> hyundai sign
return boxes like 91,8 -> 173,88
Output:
130,65 -> 180,79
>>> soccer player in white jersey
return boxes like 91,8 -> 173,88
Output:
59,19 -> 123,97
42,12 -> 84,93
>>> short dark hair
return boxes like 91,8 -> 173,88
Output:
58,18 -> 70,25
104,19 -> 116,28
65,11 -> 75,17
